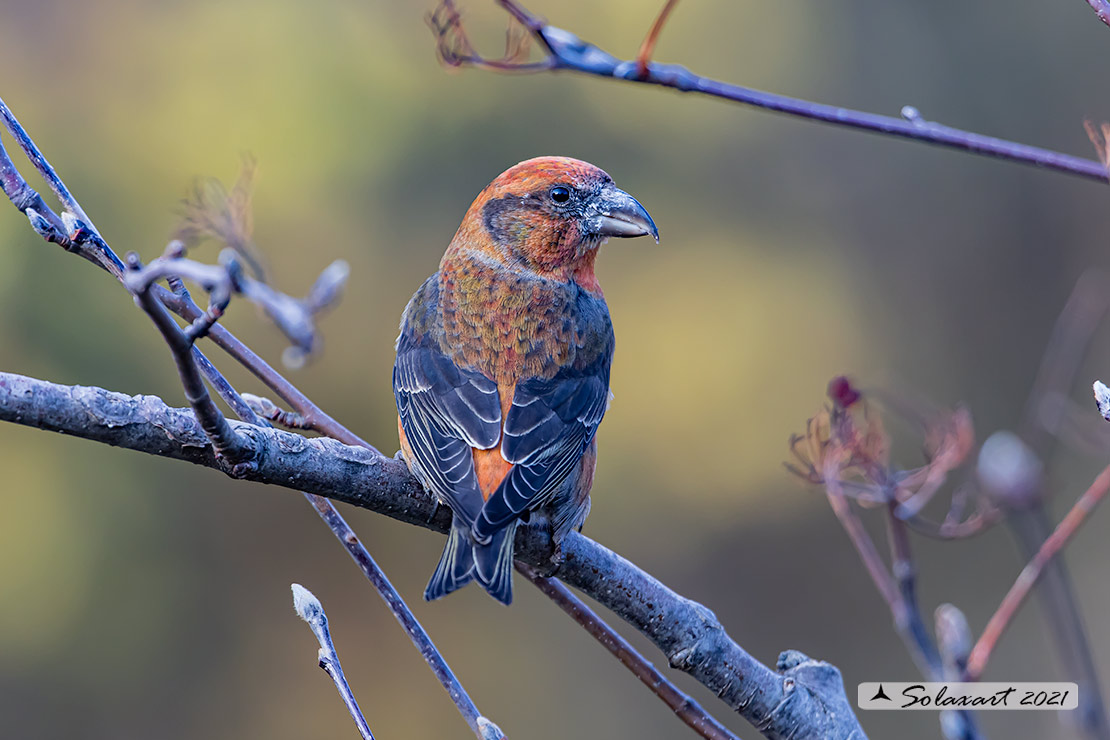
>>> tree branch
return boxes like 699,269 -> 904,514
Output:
0,370 -> 867,740
430,0 -> 1109,184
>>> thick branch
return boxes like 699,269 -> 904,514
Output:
0,370 -> 867,740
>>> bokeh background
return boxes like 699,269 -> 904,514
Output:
2,1 -> 1110,738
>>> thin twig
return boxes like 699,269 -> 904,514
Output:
162,287 -> 377,450
291,584 -> 377,740
309,496 -> 506,740
517,563 -> 742,740
123,253 -> 255,466
635,0 -> 680,79
429,0 -> 1110,184
885,507 -> 980,740
1086,0 -> 1110,29
0,97 -> 124,273
885,505 -> 942,678
242,393 -> 311,430
824,483 -> 899,609
966,462 -> 1110,680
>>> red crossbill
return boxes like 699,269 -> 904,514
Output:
393,156 -> 657,605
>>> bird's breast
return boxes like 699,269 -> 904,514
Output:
438,262 -> 582,385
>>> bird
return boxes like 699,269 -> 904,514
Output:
393,156 -> 657,605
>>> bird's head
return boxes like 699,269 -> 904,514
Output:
449,156 -> 658,280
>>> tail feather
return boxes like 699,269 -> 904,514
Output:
424,521 -> 476,601
472,520 -> 519,606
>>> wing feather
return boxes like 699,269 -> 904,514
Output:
394,326 -> 501,527
474,355 -> 611,540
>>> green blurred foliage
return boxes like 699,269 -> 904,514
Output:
3,1 -> 1110,738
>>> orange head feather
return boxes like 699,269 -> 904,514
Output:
443,156 -> 658,284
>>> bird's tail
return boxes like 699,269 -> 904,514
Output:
473,520 -> 518,606
424,519 -> 519,605
424,520 -> 476,601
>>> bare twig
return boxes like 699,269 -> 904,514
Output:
885,506 -> 942,678
0,98 -> 124,274
517,563 -> 742,740
966,461 -> 1110,680
161,287 -> 377,450
428,0 -> 1109,183
1086,0 -> 1110,30
291,584 -> 377,740
126,248 -> 349,366
307,495 -> 506,740
824,484 -> 899,610
123,252 -> 256,466
242,393 -> 311,430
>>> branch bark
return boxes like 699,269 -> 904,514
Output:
0,370 -> 867,740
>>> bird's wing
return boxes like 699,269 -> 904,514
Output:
394,328 -> 501,527
473,351 -> 611,541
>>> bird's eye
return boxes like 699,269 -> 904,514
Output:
550,186 -> 571,203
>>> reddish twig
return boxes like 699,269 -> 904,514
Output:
517,563 -> 741,740
825,485 -> 899,609
635,0 -> 680,79
965,462 -> 1110,680
428,0 -> 1109,183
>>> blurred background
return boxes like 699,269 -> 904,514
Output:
2,0 -> 1110,738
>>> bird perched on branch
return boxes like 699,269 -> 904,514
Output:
393,156 -> 658,605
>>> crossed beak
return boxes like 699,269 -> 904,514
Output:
589,185 -> 659,243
